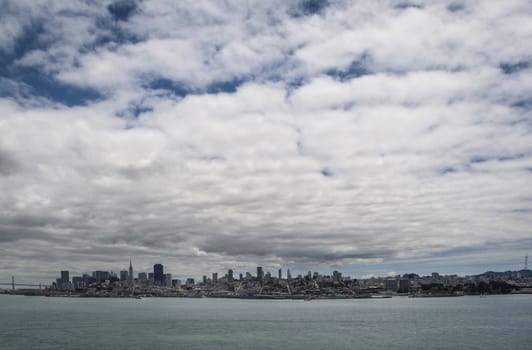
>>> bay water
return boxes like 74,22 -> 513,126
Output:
1,294 -> 531,349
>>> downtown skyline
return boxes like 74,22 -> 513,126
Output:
1,0 -> 532,284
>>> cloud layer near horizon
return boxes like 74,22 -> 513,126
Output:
1,0 -> 531,281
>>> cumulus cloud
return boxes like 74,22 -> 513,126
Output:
1,0 -> 532,282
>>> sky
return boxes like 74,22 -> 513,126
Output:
1,0 -> 531,284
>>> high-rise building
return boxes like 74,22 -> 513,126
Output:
164,273 -> 172,287
128,260 -> 133,284
333,270 -> 341,282
82,274 -> 94,286
93,271 -> 109,282
120,270 -> 128,281
138,272 -> 147,282
287,269 -> 292,280
385,279 -> 398,291
257,266 -> 263,281
212,272 -> 218,283
203,275 -> 207,284
72,276 -> 84,289
61,270 -> 69,284
228,269 -> 234,282
154,264 -> 164,285
278,268 -> 282,279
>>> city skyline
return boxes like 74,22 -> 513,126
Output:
1,1 -> 532,284
6,255 -> 532,287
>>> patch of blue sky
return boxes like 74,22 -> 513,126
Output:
289,0 -> 330,18
0,67 -> 101,107
320,168 -> 333,177
83,25 -> 144,51
107,0 -> 138,22
499,61 -> 529,75
145,77 -> 249,97
145,78 -> 190,98
447,2 -> 466,13
0,17 -> 104,106
439,166 -> 458,175
325,55 -> 372,82
205,77 -> 247,94
512,97 -> 532,110
394,2 -> 424,10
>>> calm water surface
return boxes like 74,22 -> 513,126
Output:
1,294 -> 531,349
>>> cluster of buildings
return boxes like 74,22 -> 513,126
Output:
53,261 -> 176,291
47,261 -> 532,298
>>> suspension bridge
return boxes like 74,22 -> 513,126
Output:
0,276 -> 45,290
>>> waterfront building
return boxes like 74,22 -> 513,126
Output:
154,264 -> 164,285
385,279 -> 398,291
398,279 -> 410,293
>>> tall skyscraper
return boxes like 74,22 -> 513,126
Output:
120,270 -> 128,281
61,270 -> 69,284
287,269 -> 292,280
128,260 -> 133,284
60,270 -> 70,290
278,268 -> 282,279
228,269 -> 234,282
257,266 -> 263,281
212,272 -> 218,283
154,264 -> 164,285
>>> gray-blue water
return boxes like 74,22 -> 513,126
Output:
1,294 -> 531,349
